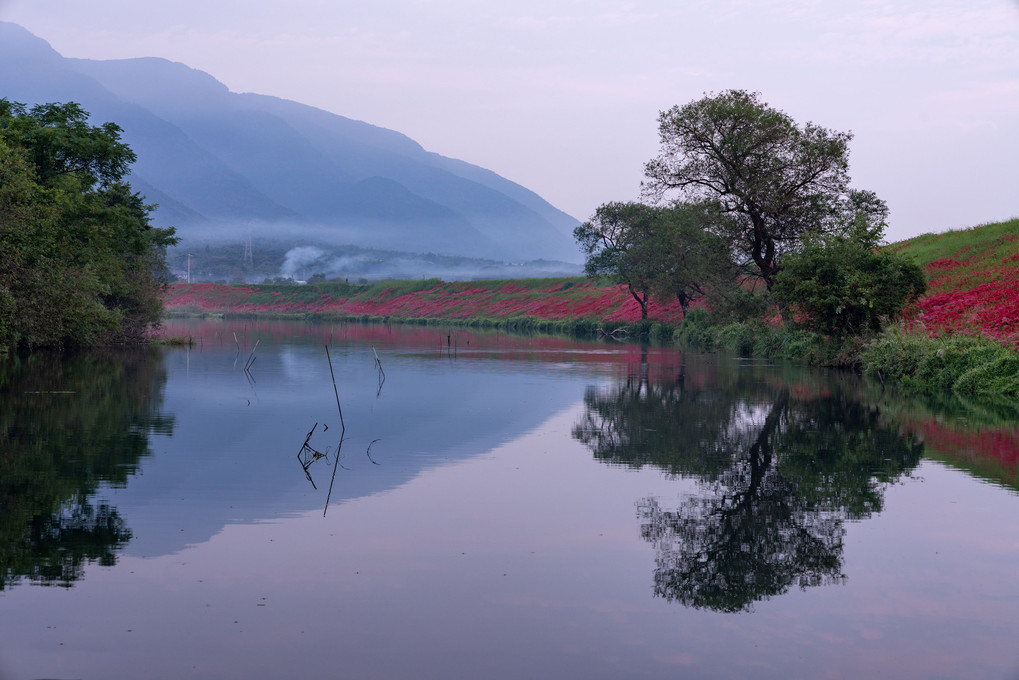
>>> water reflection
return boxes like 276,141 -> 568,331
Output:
0,349 -> 172,589
573,349 -> 924,611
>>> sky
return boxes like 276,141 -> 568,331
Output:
2,0 -> 1017,242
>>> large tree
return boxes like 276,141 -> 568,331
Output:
0,100 -> 176,348
643,90 -> 874,290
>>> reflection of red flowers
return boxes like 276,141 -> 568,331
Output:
900,417 -> 1019,488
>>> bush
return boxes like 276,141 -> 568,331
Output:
954,353 -> 1019,395
676,308 -> 719,350
773,221 -> 925,337
716,323 -> 758,356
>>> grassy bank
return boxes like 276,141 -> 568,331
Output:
674,217 -> 1019,395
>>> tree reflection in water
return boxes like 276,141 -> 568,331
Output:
573,348 -> 923,612
0,348 -> 173,589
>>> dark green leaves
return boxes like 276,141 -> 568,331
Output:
0,99 -> 176,349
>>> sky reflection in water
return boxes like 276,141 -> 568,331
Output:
0,320 -> 1017,680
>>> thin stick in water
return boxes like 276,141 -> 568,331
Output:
325,345 -> 345,433
244,339 -> 260,371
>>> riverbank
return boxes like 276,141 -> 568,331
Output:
161,217 -> 1019,394
675,217 -> 1019,395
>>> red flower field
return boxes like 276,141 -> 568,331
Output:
163,278 -> 688,325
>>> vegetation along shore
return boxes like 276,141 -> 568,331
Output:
3,92 -> 1017,397
162,215 -> 1019,396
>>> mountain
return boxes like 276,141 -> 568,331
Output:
0,22 -> 581,263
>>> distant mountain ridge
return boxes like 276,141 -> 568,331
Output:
0,22 -> 581,263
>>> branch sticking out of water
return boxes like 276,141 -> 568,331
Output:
323,428 -> 346,517
244,339 -> 260,371
325,345 -> 346,434
372,345 -> 386,396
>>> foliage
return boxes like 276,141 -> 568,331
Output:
573,202 -> 663,319
573,201 -> 734,318
704,282 -> 773,325
862,330 -> 1019,396
643,202 -> 738,312
0,100 -> 176,349
643,90 -> 883,290
773,215 -> 926,336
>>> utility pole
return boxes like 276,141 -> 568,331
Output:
187,253 -> 192,284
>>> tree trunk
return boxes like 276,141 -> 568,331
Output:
628,286 -> 649,320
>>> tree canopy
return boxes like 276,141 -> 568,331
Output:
0,100 -> 176,349
574,201 -> 735,318
643,90 -> 869,290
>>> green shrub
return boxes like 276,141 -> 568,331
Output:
676,308 -> 719,350
953,352 -> 1019,395
773,221 -> 925,337
862,331 -> 1019,395
716,323 -> 758,356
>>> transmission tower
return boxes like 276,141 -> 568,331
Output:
243,222 -> 254,268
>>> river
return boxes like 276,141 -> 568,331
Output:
1,319 -> 1017,679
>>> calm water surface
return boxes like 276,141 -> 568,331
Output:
1,320 -> 1018,679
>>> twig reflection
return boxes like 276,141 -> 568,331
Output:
296,422 -> 331,489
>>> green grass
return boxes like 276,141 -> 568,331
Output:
891,216 -> 1019,267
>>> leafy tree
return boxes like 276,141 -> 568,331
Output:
574,202 -> 658,319
773,199 -> 927,336
574,201 -> 731,318
643,202 -> 738,314
0,100 -> 177,349
643,90 -> 880,290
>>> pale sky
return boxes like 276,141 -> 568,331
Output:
3,0 -> 1017,242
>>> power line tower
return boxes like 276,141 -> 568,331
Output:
243,222 -> 254,269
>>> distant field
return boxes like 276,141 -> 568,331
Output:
162,277 -> 686,326
163,217 -> 1019,347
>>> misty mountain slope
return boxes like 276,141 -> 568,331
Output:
242,92 -> 579,251
80,61 -> 573,258
0,23 -> 300,224
0,22 -> 582,262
